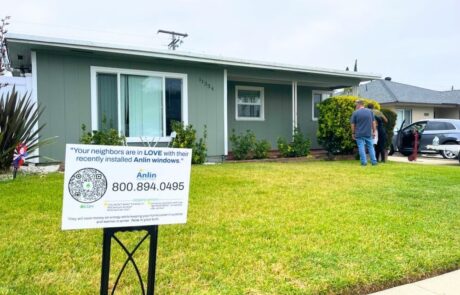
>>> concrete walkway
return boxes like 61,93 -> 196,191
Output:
370,270 -> 460,295
388,155 -> 458,165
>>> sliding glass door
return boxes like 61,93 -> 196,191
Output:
93,68 -> 186,141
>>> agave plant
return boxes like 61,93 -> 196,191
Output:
0,87 -> 45,172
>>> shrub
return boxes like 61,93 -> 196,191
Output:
80,116 -> 125,146
381,108 -> 397,149
277,127 -> 311,157
171,121 -> 207,164
229,129 -> 256,160
0,88 -> 48,172
317,95 -> 380,156
253,139 -> 271,159
192,128 -> 207,164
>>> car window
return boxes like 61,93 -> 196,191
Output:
425,121 -> 457,131
425,121 -> 446,131
445,122 -> 456,130
403,122 -> 426,133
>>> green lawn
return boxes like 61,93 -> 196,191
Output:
1,161 -> 460,294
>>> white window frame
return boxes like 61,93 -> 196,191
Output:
312,90 -> 332,121
90,66 -> 188,143
235,85 -> 265,121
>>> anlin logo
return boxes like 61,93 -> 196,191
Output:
136,169 -> 157,180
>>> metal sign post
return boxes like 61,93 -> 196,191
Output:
100,226 -> 159,295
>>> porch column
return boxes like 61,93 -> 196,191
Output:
30,51 -> 39,163
224,69 -> 228,155
292,81 -> 298,135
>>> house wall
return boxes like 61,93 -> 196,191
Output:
36,50 -> 225,161
412,106 -> 434,122
227,81 -> 292,150
383,104 -> 433,122
226,83 -> 325,151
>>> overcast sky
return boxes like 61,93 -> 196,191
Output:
3,0 -> 460,90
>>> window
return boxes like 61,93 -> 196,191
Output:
312,91 -> 331,120
91,67 -> 187,142
235,86 -> 264,120
395,109 -> 412,131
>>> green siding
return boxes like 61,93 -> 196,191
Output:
227,81 -> 292,150
36,51 -> 225,161
297,86 -> 322,148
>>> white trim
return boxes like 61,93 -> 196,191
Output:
292,81 -> 298,134
116,73 -> 121,134
235,85 -> 265,121
90,66 -> 188,141
312,90 -> 332,121
90,67 -> 98,130
162,77 -> 166,137
182,76 -> 188,125
30,51 -> 39,163
7,34 -> 380,80
223,69 -> 228,155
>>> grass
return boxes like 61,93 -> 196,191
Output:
1,160 -> 460,294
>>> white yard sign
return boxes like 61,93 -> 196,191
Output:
62,144 -> 192,230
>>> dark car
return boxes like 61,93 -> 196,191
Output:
390,119 -> 460,159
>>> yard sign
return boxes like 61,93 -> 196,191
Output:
62,144 -> 192,230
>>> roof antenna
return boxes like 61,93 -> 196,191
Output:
157,30 -> 188,50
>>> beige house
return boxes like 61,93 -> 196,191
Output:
359,78 -> 460,129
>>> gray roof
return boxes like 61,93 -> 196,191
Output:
358,80 -> 460,105
6,33 -> 380,81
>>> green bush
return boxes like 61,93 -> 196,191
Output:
192,128 -> 207,164
229,129 -> 256,160
277,127 -> 311,157
0,88 -> 50,172
253,139 -> 271,159
80,117 -> 125,146
381,108 -> 397,149
171,121 -> 207,164
229,130 -> 271,160
317,95 -> 380,155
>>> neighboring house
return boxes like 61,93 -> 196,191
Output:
359,78 -> 460,129
0,75 -> 34,98
6,33 -> 378,162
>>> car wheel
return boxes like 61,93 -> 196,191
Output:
389,144 -> 395,155
440,142 -> 458,159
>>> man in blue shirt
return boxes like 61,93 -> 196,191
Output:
350,100 -> 377,166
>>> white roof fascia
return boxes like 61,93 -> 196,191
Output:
6,33 -> 380,80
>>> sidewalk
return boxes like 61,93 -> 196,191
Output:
370,270 -> 460,295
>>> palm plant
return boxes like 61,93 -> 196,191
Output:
0,87 -> 46,172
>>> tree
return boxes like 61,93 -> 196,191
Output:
353,59 -> 358,72
0,16 -> 11,75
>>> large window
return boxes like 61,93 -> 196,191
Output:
235,86 -> 264,120
91,67 -> 187,142
312,91 -> 331,120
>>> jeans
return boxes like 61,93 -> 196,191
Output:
356,136 -> 377,166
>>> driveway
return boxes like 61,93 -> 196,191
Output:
388,154 -> 459,165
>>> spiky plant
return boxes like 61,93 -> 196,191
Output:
0,87 -> 45,172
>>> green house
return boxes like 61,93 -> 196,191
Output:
6,34 -> 379,162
